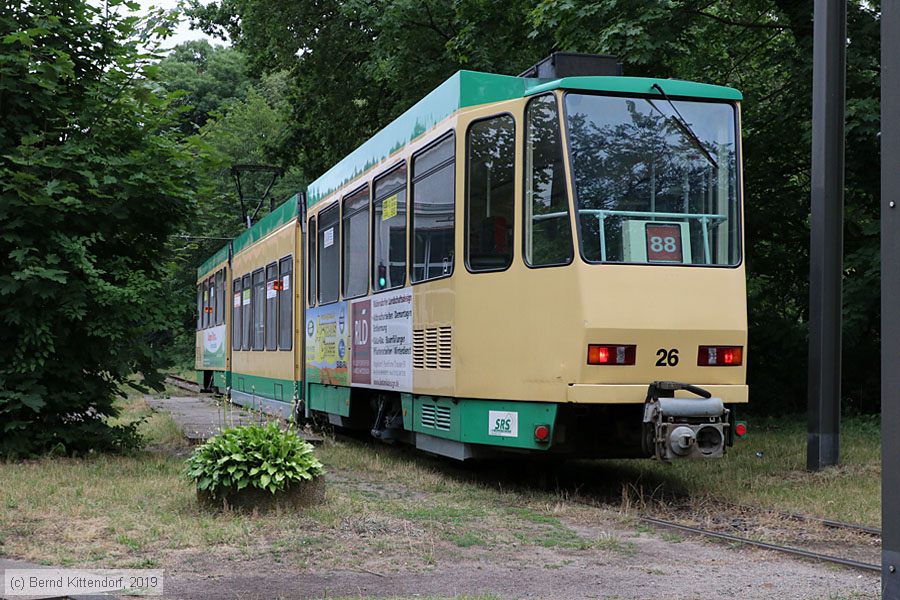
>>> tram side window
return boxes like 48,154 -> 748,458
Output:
278,256 -> 293,350
467,115 -> 516,272
252,269 -> 265,350
241,274 -> 251,351
373,164 -> 407,292
411,134 -> 455,283
318,204 -> 340,304
211,277 -> 218,327
265,262 -> 278,350
232,278 -> 241,350
308,216 -> 316,306
204,278 -> 213,328
216,269 -> 225,325
342,186 -> 369,299
196,284 -> 202,330
524,94 -> 573,267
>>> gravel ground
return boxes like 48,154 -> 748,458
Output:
157,504 -> 880,600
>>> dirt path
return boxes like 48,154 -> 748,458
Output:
160,514 -> 879,599
151,467 -> 879,600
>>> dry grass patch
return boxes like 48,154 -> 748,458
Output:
597,415 -> 880,526
1,406 -> 624,573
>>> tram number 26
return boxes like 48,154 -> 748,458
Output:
655,348 -> 679,367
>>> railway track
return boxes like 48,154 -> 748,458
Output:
165,374 -> 202,393
638,514 -> 881,573
572,498 -> 881,574
722,501 -> 882,537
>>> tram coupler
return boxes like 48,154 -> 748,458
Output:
642,381 -> 729,461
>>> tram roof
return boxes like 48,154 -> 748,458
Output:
305,70 -> 741,208
197,70 -> 741,278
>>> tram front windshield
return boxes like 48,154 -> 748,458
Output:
564,93 -> 740,266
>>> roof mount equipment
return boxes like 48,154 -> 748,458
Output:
230,164 -> 285,229
518,52 -> 623,79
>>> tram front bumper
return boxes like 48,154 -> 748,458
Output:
565,383 -> 748,405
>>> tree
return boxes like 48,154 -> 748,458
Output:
189,0 -> 555,176
157,39 -> 251,132
166,72 -> 305,365
0,0 -> 200,455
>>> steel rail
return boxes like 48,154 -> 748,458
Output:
639,515 -> 881,573
165,375 -> 201,392
722,501 -> 881,537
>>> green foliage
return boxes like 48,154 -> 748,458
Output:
189,0 -> 553,176
164,65 -> 305,365
157,39 -> 251,133
185,423 -> 324,497
0,0 -> 200,455
182,0 -> 882,413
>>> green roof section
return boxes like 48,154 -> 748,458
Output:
305,71 -> 529,207
197,193 -> 301,277
197,244 -> 229,280
524,76 -> 743,101
232,193 -> 300,255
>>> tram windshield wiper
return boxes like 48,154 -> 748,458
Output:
648,83 -> 718,170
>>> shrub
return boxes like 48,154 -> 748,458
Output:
0,1 -> 200,456
185,422 -> 324,498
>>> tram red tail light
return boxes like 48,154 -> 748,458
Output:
735,421 -> 748,438
587,344 -> 636,365
534,424 -> 551,443
698,346 -> 743,366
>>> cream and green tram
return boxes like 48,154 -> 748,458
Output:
196,59 -> 747,461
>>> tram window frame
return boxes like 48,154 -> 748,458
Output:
317,202 -> 341,305
278,256 -> 293,350
410,132 -> 456,284
341,184 -> 370,300
265,262 -> 278,350
210,276 -> 217,327
372,162 -> 408,293
204,277 -> 213,328
215,269 -> 225,325
241,273 -> 252,351
308,216 -> 317,306
561,92 -> 742,268
522,93 -> 574,269
196,284 -> 202,330
231,278 -> 242,350
465,113 -> 516,273
251,268 -> 265,350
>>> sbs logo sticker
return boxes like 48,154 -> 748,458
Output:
488,410 -> 518,437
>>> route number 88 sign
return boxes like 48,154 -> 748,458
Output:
645,224 -> 684,263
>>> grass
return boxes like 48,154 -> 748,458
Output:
0,393 -> 619,571
0,391 -> 880,579
597,414 -> 881,526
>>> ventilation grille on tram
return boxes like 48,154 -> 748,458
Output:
413,326 -> 452,370
421,403 -> 452,431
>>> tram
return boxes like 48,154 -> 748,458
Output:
194,54 -> 747,461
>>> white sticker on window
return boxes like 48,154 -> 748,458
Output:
233,293 -> 241,308
266,281 -> 277,299
282,275 -> 290,290
323,227 -> 334,248
488,410 -> 518,437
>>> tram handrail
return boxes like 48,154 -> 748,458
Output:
531,209 -> 728,263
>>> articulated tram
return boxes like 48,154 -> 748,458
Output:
195,54 -> 747,461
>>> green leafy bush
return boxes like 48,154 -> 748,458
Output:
185,423 -> 324,498
0,0 -> 201,456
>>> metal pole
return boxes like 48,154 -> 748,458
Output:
882,1 -> 900,594
807,0 -> 846,471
